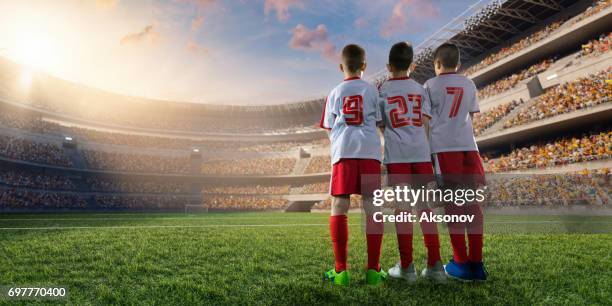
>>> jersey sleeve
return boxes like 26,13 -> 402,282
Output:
421,87 -> 432,118
469,82 -> 480,113
423,80 -> 438,117
319,94 -> 336,130
374,88 -> 383,122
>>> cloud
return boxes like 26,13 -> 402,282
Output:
187,39 -> 208,55
179,0 -> 217,31
191,15 -> 205,31
96,0 -> 118,10
289,24 -> 337,61
354,17 -> 368,29
264,0 -> 304,22
380,0 -> 439,38
120,25 -> 160,45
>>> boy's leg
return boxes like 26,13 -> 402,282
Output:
412,162 -> 442,267
330,196 -> 350,272
464,151 -> 486,263
444,203 -> 468,263
395,208 -> 413,268
465,203 -> 483,263
418,207 -> 441,266
434,153 -> 469,264
361,160 -> 383,272
387,164 -> 414,269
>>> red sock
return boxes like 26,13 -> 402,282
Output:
330,215 -> 348,272
395,210 -> 413,268
418,209 -> 441,267
465,204 -> 484,263
445,204 -> 468,264
366,214 -> 384,271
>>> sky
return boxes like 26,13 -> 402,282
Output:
0,0 -> 476,105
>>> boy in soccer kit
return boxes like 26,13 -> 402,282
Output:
378,42 -> 446,283
425,43 -> 487,281
320,44 -> 386,286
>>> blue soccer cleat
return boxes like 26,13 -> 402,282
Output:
444,258 -> 473,281
470,262 -> 488,281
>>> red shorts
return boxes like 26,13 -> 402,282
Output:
432,151 -> 486,186
386,162 -> 434,186
331,159 -> 381,196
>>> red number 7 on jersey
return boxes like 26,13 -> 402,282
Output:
343,95 -> 363,125
446,87 -> 463,118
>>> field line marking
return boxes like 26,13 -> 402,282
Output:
0,216 -> 323,222
0,223 -> 328,230
0,221 -> 611,230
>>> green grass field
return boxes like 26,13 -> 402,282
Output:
1,212 -> 611,305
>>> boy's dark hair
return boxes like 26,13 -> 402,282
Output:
341,44 -> 365,73
434,43 -> 460,69
388,42 -> 413,70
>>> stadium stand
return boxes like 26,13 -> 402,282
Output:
474,99 -> 525,136
487,129 -> 611,172
83,150 -> 191,174
202,185 -> 291,195
503,68 -> 611,129
0,170 -> 76,190
201,158 -> 296,175
0,189 -> 88,209
304,156 -> 331,174
0,135 -> 72,167
0,0 -> 610,212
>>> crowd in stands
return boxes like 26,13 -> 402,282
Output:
504,68 -> 611,129
300,182 -> 328,194
67,126 -> 326,152
86,177 -> 191,194
486,170 -> 610,206
201,157 -> 295,175
569,0 -> 611,25
0,109 -> 59,133
83,150 -> 191,173
0,135 -> 73,167
203,196 -> 287,210
0,107 -> 327,152
0,189 -> 87,209
488,130 -> 611,172
304,156 -> 331,174
575,32 -> 611,59
313,195 -> 362,210
464,0 -> 611,76
477,58 -> 555,100
94,195 -> 194,209
473,99 -> 524,136
464,21 -> 563,75
203,184 -> 290,195
0,171 -> 76,190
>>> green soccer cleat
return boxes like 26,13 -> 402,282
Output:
365,268 -> 387,285
323,269 -> 350,286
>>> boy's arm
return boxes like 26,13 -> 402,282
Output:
423,116 -> 430,137
421,87 -> 432,137
320,94 -> 335,132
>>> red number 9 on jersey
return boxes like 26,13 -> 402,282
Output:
343,95 -> 363,125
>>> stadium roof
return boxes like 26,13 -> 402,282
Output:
369,0 -> 586,83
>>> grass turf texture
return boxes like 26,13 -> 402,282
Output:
0,212 -> 611,305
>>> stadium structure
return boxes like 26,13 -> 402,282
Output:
0,0 -> 610,213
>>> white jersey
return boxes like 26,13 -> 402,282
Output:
378,77 -> 431,164
424,73 -> 479,153
320,77 -> 382,165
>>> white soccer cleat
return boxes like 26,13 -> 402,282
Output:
387,262 -> 417,283
421,261 -> 447,283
